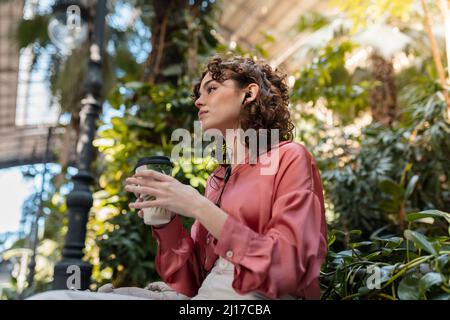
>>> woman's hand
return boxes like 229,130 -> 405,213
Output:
124,169 -> 205,219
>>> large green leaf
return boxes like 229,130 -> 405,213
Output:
437,254 -> 450,270
404,230 -> 438,256
404,175 -> 419,199
418,272 -> 444,298
384,237 -> 404,249
398,274 -> 421,300
406,210 -> 450,224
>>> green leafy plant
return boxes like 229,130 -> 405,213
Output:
321,209 -> 450,300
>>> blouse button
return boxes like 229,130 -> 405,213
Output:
226,250 -> 233,258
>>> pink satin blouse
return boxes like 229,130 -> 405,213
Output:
151,140 -> 327,299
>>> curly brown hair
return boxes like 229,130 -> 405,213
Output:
192,55 -> 295,148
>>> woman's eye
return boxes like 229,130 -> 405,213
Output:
207,86 -> 217,94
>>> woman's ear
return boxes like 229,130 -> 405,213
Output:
241,92 -> 251,105
242,83 -> 259,105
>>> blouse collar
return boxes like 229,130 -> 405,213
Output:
212,140 -> 292,180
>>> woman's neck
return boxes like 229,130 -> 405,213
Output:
225,129 -> 248,169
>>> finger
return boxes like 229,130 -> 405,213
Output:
125,185 -> 161,197
134,169 -> 172,182
130,199 -> 163,209
124,177 -> 143,185
123,175 -> 139,186
123,178 -> 140,198
137,210 -> 144,218
146,281 -> 171,292
126,177 -> 162,189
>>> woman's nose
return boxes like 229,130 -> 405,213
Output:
195,97 -> 205,109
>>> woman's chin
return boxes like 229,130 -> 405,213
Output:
200,121 -> 223,135
200,119 -> 213,132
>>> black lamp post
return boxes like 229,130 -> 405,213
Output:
52,0 -> 107,290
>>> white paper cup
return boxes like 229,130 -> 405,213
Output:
134,156 -> 174,226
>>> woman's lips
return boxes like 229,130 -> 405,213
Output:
198,111 -> 208,118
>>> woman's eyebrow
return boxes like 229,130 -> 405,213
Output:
200,79 -> 216,92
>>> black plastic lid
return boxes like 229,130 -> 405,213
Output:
134,156 -> 173,172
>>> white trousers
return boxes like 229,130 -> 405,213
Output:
27,258 -> 265,300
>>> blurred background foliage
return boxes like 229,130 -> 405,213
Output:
1,0 -> 449,300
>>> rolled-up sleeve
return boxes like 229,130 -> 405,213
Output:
152,216 -> 205,297
214,145 -> 327,299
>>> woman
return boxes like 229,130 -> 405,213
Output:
28,55 -> 327,300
